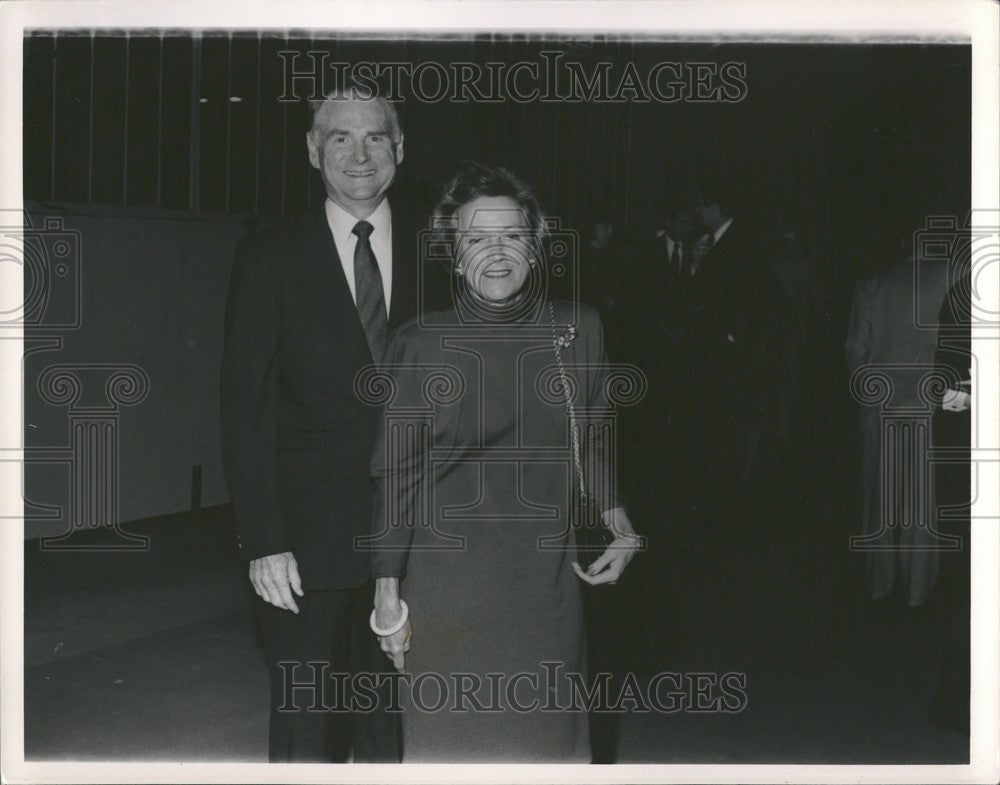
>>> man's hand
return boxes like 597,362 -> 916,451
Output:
249,551 -> 304,613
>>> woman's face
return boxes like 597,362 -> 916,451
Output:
454,195 -> 533,304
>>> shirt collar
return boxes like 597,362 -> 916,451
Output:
325,197 -> 392,242
714,217 -> 734,244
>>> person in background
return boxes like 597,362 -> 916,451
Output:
768,224 -> 827,442
844,239 -> 950,608
674,184 -> 772,617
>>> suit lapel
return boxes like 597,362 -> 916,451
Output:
298,202 -> 374,367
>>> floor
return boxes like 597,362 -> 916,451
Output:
23,506 -> 968,764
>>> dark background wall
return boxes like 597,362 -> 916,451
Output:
22,207 -> 246,538
21,33 -> 971,538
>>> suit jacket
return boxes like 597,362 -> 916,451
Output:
661,222 -> 776,419
220,199 -> 424,590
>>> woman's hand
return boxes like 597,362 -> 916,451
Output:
374,577 -> 411,671
378,619 -> 411,672
572,508 -> 642,586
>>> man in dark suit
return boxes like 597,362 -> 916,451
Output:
689,186 -> 774,493
220,85 -> 421,762
663,186 -> 775,619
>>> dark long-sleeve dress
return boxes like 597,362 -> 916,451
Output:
367,295 -> 621,762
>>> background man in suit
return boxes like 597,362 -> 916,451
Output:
669,184 -> 773,624
220,84 -> 420,762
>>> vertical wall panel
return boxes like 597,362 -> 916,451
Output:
256,36 -> 290,217
159,35 -> 193,210
90,36 -> 128,206
226,34 -> 260,215
198,34 -> 230,213
51,35 -> 92,203
23,34 -> 55,201
124,36 -> 162,207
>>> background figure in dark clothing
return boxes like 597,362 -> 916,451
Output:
630,200 -> 706,657
638,182 -> 777,641
768,225 -> 831,443
654,202 -> 704,356
685,186 -> 773,610
761,223 -> 839,615
643,200 -> 704,472
928,273 -> 972,735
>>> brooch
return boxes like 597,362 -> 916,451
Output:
554,326 -> 577,348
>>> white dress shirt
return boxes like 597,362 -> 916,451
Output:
665,236 -> 685,272
324,197 -> 393,315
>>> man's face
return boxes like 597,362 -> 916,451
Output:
696,199 -> 722,229
665,208 -> 698,244
306,98 -> 403,218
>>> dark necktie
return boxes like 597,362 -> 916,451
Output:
669,240 -> 680,274
352,220 -> 388,362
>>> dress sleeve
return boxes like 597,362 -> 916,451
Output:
369,329 -> 430,580
577,307 -> 625,514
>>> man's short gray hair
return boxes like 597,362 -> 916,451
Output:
307,80 -> 403,141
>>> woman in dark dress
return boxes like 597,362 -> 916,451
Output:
366,162 -> 642,761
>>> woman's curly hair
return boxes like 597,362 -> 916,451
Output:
430,161 -> 547,267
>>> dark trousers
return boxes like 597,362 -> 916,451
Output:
255,581 -> 402,762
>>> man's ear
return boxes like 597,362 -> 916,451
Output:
394,134 -> 405,166
306,132 -> 320,170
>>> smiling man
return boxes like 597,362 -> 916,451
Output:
220,83 -> 425,763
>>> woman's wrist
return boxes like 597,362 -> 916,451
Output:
374,577 -> 403,619
371,599 -> 409,636
601,506 -> 636,537
601,506 -> 644,548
